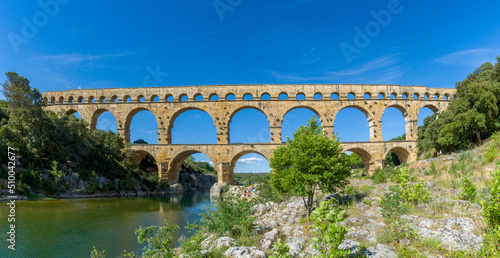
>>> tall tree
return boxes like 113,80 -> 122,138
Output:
270,117 -> 351,220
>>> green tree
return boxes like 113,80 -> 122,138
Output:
270,117 -> 351,220
135,220 -> 179,258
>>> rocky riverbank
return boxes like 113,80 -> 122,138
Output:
0,171 -> 216,201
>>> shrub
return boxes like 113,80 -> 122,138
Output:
269,238 -> 291,258
342,184 -> 355,195
90,246 -> 106,258
256,179 -> 289,203
310,200 -> 349,257
135,220 -> 179,258
460,176 -> 477,202
372,168 -> 386,184
485,145 -> 497,163
188,196 -> 255,239
402,181 -> 431,206
481,170 -> 500,228
380,187 -> 409,222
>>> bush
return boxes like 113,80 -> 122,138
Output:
256,180 -> 289,203
188,196 -> 255,239
485,145 -> 497,163
481,170 -> 500,228
460,176 -> 477,202
269,238 -> 291,258
372,168 -> 386,184
402,181 -> 431,206
135,220 -> 179,258
310,200 -> 349,257
380,187 -> 409,222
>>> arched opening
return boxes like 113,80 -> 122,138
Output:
229,108 -> 270,143
124,95 -> 132,103
434,94 -> 439,100
243,93 -> 253,100
347,93 -> 355,100
194,94 -> 204,101
68,96 -> 74,103
128,109 -> 158,144
180,94 -> 188,102
78,96 -> 84,103
226,93 -> 236,100
281,107 -> 320,142
443,94 -> 449,100
413,93 -> 419,100
384,147 -> 410,166
296,93 -> 305,100
418,106 -> 437,126
67,109 -> 81,119
92,110 -> 118,133
382,106 -> 406,141
378,93 -> 385,99
151,95 -> 159,102
334,107 -> 369,142
138,95 -> 145,102
129,150 -> 160,186
401,93 -> 409,100
279,93 -> 289,100
99,96 -> 106,103
261,93 -> 271,100
331,93 -> 339,100
171,109 -> 217,144
424,93 -> 430,100
209,93 -> 219,101
50,96 -> 56,104
390,93 -> 396,99
166,94 -> 174,102
233,152 -> 271,184
169,151 -> 217,184
59,96 -> 65,104
313,93 -> 322,100
345,148 -> 371,174
89,96 -> 95,103
364,93 -> 371,99
111,95 -> 118,103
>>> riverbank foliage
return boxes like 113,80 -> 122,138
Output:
0,72 -> 163,195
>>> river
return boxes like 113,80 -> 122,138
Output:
0,190 -> 211,257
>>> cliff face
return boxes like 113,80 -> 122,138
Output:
179,172 -> 217,191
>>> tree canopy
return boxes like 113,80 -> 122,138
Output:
419,57 -> 500,154
269,116 -> 351,220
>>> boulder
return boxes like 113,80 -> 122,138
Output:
223,246 -> 267,258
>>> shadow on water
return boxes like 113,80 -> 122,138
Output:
0,189 -> 212,258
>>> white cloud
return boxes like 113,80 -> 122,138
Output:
237,157 -> 264,164
268,54 -> 409,84
435,48 -> 499,67
35,52 -> 129,67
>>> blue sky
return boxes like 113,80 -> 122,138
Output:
1,0 -> 499,173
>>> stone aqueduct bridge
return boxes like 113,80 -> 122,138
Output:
42,84 -> 456,184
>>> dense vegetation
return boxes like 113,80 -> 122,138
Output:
0,72 -> 163,195
418,57 -> 500,154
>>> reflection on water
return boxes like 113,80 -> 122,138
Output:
0,190 -> 211,258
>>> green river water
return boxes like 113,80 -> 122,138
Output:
0,191 -> 211,257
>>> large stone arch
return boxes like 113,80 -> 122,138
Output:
230,150 -> 271,169
130,149 -> 161,179
281,106 -> 322,124
90,109 -> 116,130
167,107 -> 217,144
228,106 -> 270,143
385,147 -> 410,165
124,107 -> 160,143
167,150 -> 217,184
382,104 -> 408,140
345,147 -> 373,172
334,105 -> 372,140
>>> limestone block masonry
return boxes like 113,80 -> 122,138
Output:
42,84 -> 455,184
